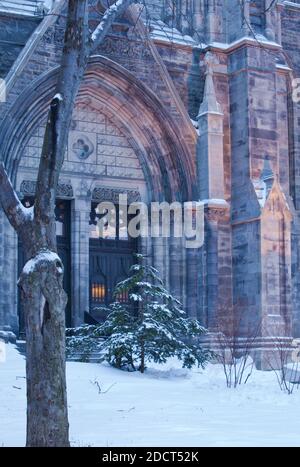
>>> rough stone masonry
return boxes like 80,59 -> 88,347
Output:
0,0 -> 300,367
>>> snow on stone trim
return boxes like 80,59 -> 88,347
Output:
276,64 -> 293,72
149,23 -> 281,51
209,35 -> 281,51
201,199 -> 229,207
284,1 -> 300,10
22,250 -> 61,275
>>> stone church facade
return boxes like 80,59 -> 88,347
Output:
0,0 -> 300,365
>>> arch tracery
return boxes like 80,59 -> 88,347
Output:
1,55 -> 196,203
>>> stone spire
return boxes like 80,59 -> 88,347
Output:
197,53 -> 222,118
261,158 -> 274,182
197,52 -> 225,201
261,157 -> 274,195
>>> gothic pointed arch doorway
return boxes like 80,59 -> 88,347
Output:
7,55 -> 197,333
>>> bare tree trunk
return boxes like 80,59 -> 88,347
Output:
0,0 -> 137,447
19,252 -> 68,446
140,339 -> 145,373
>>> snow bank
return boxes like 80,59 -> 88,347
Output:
1,345 -> 300,447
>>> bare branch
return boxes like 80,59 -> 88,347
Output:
265,0 -> 278,13
90,0 -> 138,53
34,95 -> 63,224
0,162 -> 31,231
35,0 -> 90,223
35,0 -> 141,230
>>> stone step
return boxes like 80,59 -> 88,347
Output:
284,365 -> 300,384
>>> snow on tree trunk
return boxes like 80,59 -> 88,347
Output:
19,252 -> 69,447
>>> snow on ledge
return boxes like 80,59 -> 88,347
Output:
201,198 -> 229,207
284,1 -> 300,10
208,34 -> 281,52
148,21 -> 282,52
276,63 -> 293,72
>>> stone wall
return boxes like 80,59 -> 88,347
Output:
1,1 -> 300,356
0,12 -> 40,78
281,2 -> 300,337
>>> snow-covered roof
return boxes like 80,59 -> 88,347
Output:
0,0 -> 49,16
146,19 -> 283,52
148,20 -> 196,47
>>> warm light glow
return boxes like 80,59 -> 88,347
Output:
91,283 -> 106,302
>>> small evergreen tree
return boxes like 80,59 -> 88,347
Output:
67,255 -> 212,372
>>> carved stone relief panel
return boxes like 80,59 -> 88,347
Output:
19,100 -> 145,182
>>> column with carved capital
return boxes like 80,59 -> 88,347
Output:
193,0 -> 205,41
71,182 -> 91,327
169,234 -> 185,307
0,209 -> 18,333
196,52 -> 231,328
265,0 -> 283,44
241,0 -> 251,37
202,202 -> 230,329
205,0 -> 225,43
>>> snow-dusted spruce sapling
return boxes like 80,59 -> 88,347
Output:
67,254 -> 211,372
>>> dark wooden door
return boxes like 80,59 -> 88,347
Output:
89,202 -> 137,322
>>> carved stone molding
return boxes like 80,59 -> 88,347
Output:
99,37 -> 152,60
20,180 -> 74,199
40,25 -> 65,46
205,206 -> 229,222
92,187 -> 141,204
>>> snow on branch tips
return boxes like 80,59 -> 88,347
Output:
90,0 -> 138,49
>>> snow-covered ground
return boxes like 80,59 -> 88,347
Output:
1,344 -> 300,447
